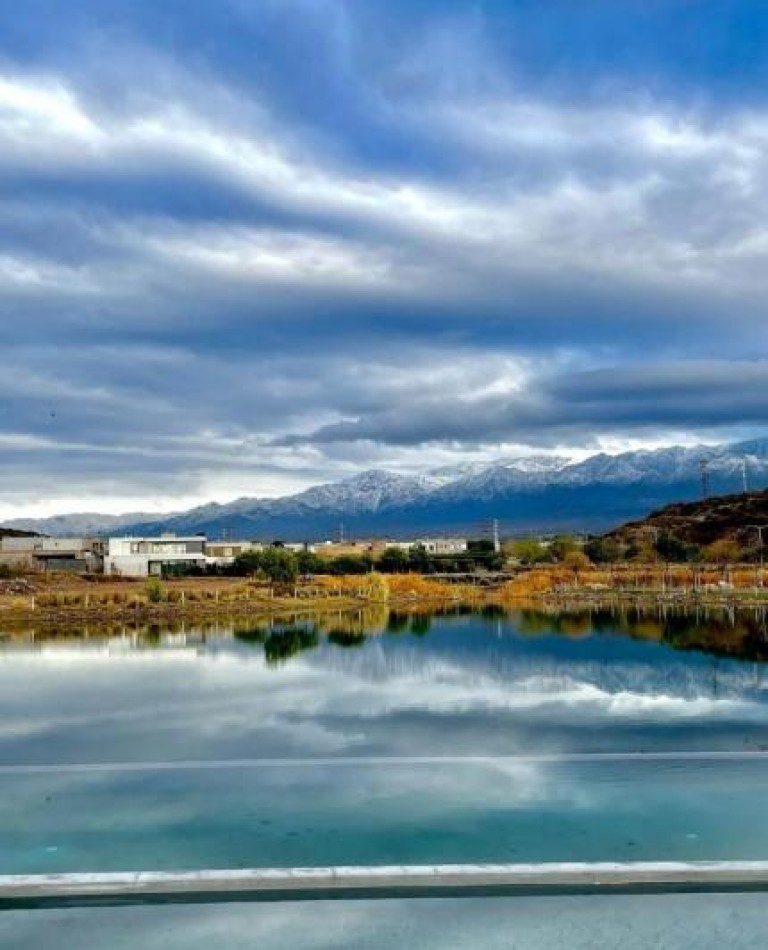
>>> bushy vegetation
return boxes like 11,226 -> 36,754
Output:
225,541 -> 505,580
510,529 -> 758,568
232,547 -> 299,583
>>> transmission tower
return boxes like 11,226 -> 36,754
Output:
742,457 -> 749,494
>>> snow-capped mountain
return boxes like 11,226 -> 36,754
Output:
6,440 -> 768,539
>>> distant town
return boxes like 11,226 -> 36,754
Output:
0,533 -> 480,578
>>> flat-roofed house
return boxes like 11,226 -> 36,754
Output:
0,536 -> 103,572
415,538 -> 468,555
105,536 -> 207,577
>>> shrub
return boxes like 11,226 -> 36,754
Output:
145,578 -> 164,603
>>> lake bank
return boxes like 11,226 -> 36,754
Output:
3,566 -> 768,632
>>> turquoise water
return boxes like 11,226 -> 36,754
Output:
2,758 -> 768,873
1,607 -> 767,876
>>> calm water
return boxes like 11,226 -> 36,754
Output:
1,605 -> 767,877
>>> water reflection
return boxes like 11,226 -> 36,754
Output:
1,605 -> 767,770
4,602 -> 768,663
2,606 -> 768,873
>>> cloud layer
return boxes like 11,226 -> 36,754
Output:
2,1 -> 768,514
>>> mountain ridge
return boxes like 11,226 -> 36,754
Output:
5,439 -> 768,539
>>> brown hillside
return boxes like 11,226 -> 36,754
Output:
608,489 -> 768,548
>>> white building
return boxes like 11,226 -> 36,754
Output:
105,536 -> 207,577
415,538 -> 468,555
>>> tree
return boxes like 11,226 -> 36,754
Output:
508,538 -> 548,565
564,550 -> 591,585
626,538 -> 660,563
233,546 -> 299,583
467,538 -> 495,554
704,539 -> 742,565
655,531 -> 699,563
583,536 -> 621,564
549,535 -> 580,562
232,550 -> 264,575
328,554 -> 372,575
407,544 -> 434,573
259,547 -> 299,583
378,547 -> 409,573
295,550 -> 324,575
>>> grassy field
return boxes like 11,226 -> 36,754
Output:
2,564 -> 768,631
0,570 -> 486,628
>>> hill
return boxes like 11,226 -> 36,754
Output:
608,489 -> 768,552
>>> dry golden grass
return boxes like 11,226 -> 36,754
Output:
3,562 -> 768,625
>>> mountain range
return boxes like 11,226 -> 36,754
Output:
5,439 -> 768,540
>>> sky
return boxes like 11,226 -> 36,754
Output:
2,0 -> 768,519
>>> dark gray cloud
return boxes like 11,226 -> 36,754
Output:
277,361 -> 768,448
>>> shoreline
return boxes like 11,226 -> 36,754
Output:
2,570 -> 768,631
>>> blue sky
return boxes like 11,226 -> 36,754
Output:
2,0 -> 768,517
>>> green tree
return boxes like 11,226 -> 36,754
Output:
232,550 -> 264,575
259,546 -> 299,583
509,538 -> 548,565
549,535 -> 580,562
467,538 -> 495,554
407,544 -> 434,573
655,531 -> 699,564
328,554 -> 372,575
295,550 -> 325,575
233,547 -> 299,583
583,536 -> 622,564
378,547 -> 410,573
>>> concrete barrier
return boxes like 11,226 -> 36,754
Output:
3,862 -> 768,909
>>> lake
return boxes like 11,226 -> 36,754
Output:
1,604 -> 768,946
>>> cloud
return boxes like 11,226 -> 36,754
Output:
277,360 -> 768,448
2,628 -> 765,766
1,2 -> 768,509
